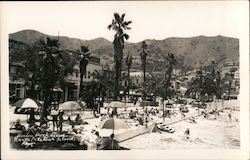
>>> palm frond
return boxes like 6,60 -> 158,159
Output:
114,13 -> 121,23
107,24 -> 112,30
126,27 -> 131,30
121,13 -> 125,21
123,33 -> 129,40
80,45 -> 89,53
123,21 -> 132,26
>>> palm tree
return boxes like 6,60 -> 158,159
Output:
79,45 -> 90,99
164,53 -> 177,99
108,12 -> 132,100
39,37 -> 62,119
138,41 -> 149,82
125,54 -> 133,100
89,70 -> 115,116
10,37 -> 76,119
227,71 -> 234,99
215,70 -> 222,99
186,70 -> 221,101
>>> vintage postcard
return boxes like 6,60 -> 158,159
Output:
1,1 -> 249,160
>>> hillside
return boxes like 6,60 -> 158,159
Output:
9,30 -> 239,71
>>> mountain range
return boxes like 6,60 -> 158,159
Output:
9,29 -> 239,71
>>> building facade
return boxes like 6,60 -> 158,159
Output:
9,62 -> 26,102
64,58 -> 103,101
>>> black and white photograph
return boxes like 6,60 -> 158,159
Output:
1,1 -> 249,160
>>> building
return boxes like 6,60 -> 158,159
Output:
9,62 -> 26,102
65,57 -> 103,101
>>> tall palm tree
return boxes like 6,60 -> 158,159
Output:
79,45 -> 90,99
39,37 -> 62,119
125,54 -> 133,99
138,41 -> 149,82
164,53 -> 177,99
215,70 -> 222,99
138,41 -> 149,101
108,12 -> 132,100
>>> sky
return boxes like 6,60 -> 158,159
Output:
1,1 -> 248,43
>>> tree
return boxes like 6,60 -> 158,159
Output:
138,41 -> 149,101
82,70 -> 115,117
138,41 -> 149,82
9,37 -> 76,119
227,72 -> 234,99
125,54 -> 133,99
39,37 -> 64,119
164,53 -> 177,99
186,70 -> 221,101
108,12 -> 132,100
79,45 -> 90,99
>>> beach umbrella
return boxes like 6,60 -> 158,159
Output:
107,101 -> 128,108
59,101 -> 83,115
99,118 -> 130,130
13,98 -> 41,109
13,98 -> 41,120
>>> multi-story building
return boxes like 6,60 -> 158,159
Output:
65,57 -> 103,101
9,62 -> 26,102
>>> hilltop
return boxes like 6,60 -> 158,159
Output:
9,30 -> 239,71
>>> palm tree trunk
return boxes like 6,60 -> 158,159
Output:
127,68 -> 130,103
143,66 -> 146,83
79,74 -> 83,98
42,88 -> 50,120
114,61 -> 121,101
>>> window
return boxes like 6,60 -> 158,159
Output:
75,70 -> 79,77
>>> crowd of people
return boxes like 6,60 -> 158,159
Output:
11,98 -> 238,150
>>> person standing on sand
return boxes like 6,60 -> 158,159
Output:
51,103 -> 59,131
228,111 -> 232,122
58,109 -> 64,132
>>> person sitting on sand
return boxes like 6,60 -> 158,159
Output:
14,119 -> 25,131
71,124 -> 78,134
40,124 -> 49,133
95,131 -> 102,149
235,118 -> 238,122
27,122 -> 39,134
190,117 -> 196,123
138,116 -> 144,125
184,128 -> 190,140
129,110 -> 135,119
151,109 -> 156,116
98,134 -> 119,150
134,108 -> 139,115
155,109 -> 159,114
75,114 -> 83,125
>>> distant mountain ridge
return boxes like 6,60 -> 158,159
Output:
9,29 -> 239,71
